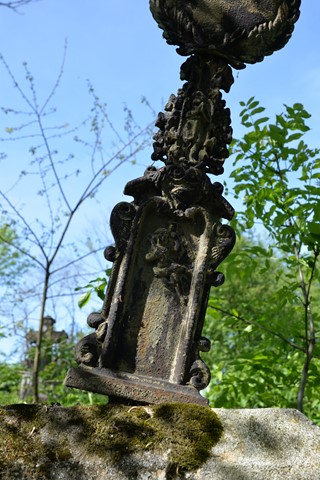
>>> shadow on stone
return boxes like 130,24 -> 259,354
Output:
0,403 -> 222,480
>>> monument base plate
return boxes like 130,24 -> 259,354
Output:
65,366 -> 208,406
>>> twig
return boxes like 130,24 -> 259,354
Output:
209,305 -> 306,353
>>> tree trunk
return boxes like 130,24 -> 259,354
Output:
32,269 -> 50,403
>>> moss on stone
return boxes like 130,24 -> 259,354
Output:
0,402 -> 223,477
0,404 -> 72,479
152,403 -> 223,471
67,402 -> 223,471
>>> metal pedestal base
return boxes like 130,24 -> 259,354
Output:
65,366 -> 208,406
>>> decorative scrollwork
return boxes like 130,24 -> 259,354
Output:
188,337 -> 212,390
109,202 -> 136,256
74,312 -> 108,367
74,333 -> 100,367
207,223 -> 236,286
146,223 -> 193,298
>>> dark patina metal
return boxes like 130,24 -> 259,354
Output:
65,0 -> 300,405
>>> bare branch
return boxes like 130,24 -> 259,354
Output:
79,121 -> 153,205
0,50 -> 153,402
0,0 -> 41,13
0,191 -> 48,264
0,55 -> 36,112
40,40 -> 67,116
51,247 -> 104,275
0,233 -> 44,270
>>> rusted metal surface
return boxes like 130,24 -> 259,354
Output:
68,163 -> 235,404
65,366 -> 209,406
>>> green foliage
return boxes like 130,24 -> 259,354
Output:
0,220 -> 28,286
0,362 -> 23,404
76,269 -> 111,308
0,336 -> 109,406
230,98 -> 320,254
203,238 -> 320,423
37,337 -> 109,406
204,100 -> 320,423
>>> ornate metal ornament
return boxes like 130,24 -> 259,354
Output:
149,0 -> 300,67
65,1 -> 300,405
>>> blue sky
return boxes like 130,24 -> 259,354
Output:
0,1 -> 319,348
1,1 -> 319,206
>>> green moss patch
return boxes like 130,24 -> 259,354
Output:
74,402 -> 223,471
152,403 -> 223,471
0,404 -> 72,479
0,402 -> 223,477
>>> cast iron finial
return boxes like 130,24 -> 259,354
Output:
65,1 -> 300,407
149,0 -> 301,67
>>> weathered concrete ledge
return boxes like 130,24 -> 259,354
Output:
0,403 -> 319,479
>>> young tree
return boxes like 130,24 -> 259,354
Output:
204,100 -> 320,421
204,237 -> 320,423
0,54 -> 153,402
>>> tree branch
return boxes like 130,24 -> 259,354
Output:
50,247 -> 104,275
79,122 -> 153,205
209,305 -> 306,353
0,0 -> 40,12
0,190 -> 48,263
297,248 -> 319,412
0,233 -> 44,270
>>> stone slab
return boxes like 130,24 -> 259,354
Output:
203,408 -> 320,480
0,405 -> 319,479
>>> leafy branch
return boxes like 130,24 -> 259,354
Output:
231,99 -> 320,413
208,304 -> 306,353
